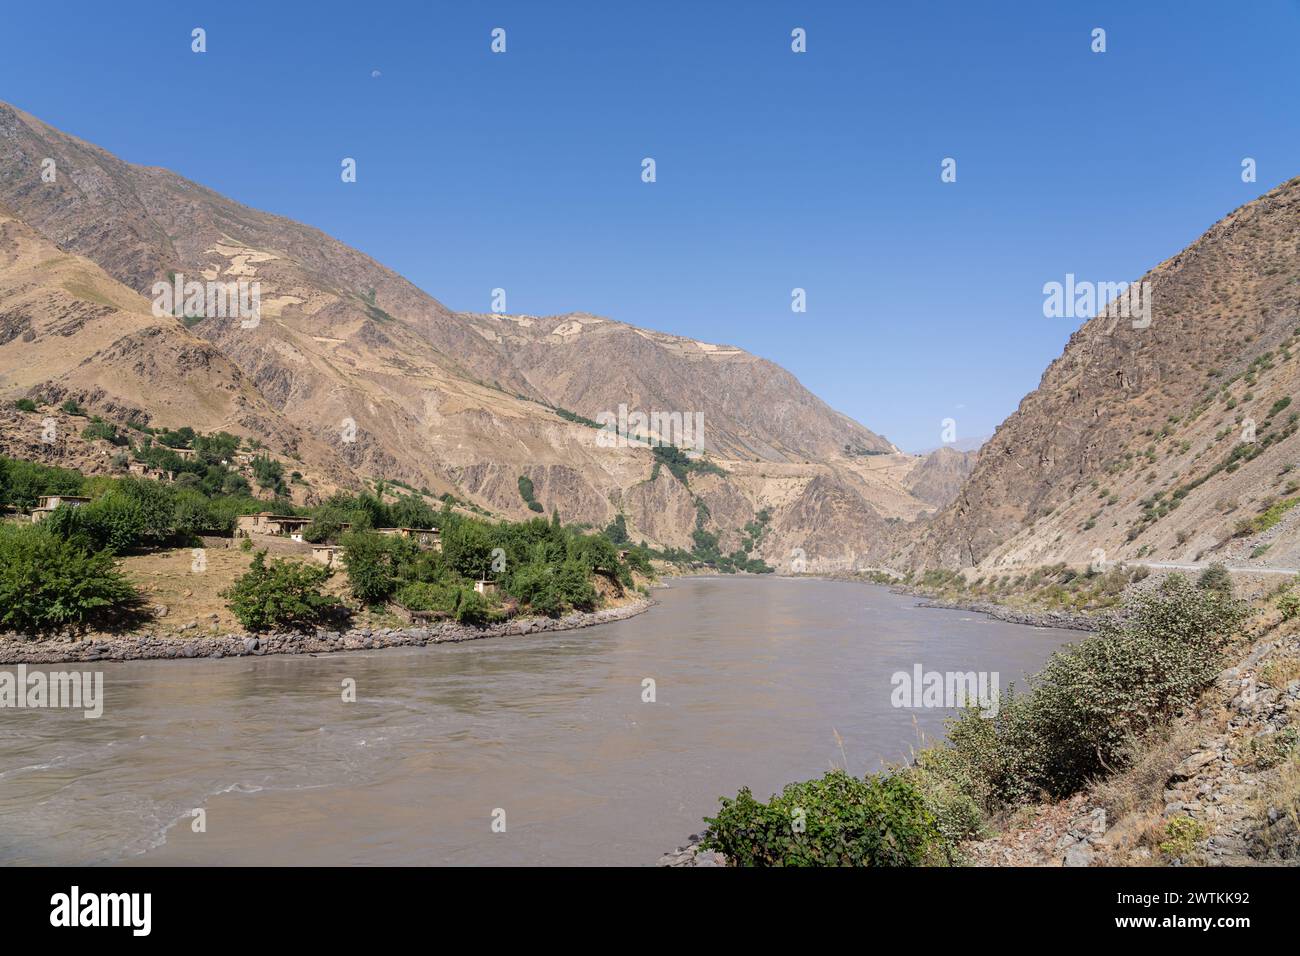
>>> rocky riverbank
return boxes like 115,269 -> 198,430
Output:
0,597 -> 654,665
813,571 -> 1102,632
965,618 -> 1300,866
910,597 -> 1099,632
658,835 -> 724,867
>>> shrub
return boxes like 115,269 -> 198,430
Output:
13,398 -> 37,412
1277,591 -> 1300,621
394,580 -> 458,614
699,770 -> 946,866
1196,562 -> 1232,595
1159,816 -> 1206,857
251,454 -> 285,495
81,418 -> 126,445
517,475 -> 544,512
66,494 -> 148,552
223,551 -> 340,631
340,530 -> 417,604
452,587 -> 491,625
0,457 -> 83,509
0,525 -> 140,633
937,575 -> 1246,806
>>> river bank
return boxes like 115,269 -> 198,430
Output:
0,596 -> 654,665
908,597 -> 1098,632
806,571 -> 1102,632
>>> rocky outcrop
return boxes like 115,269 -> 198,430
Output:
904,446 -> 978,508
908,176 -> 1300,573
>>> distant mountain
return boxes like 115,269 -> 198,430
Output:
904,446 -> 979,508
0,99 -> 921,569
903,176 -> 1300,572
915,435 -> 990,455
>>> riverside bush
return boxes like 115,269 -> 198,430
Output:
0,524 -> 140,632
340,530 -> 418,604
223,551 -> 341,631
699,770 -> 945,866
936,574 -> 1246,806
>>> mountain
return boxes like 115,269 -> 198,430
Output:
0,99 -> 921,568
904,446 -> 979,509
905,176 -> 1300,573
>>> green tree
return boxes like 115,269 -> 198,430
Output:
0,524 -> 140,632
223,551 -> 340,631
340,529 -> 417,604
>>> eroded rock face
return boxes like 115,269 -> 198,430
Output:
905,446 -> 978,508
908,176 -> 1300,572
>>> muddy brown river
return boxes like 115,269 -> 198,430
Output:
0,577 -> 1077,865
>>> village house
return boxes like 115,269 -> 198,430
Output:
235,512 -> 312,539
30,495 -> 92,523
311,545 -> 345,570
375,527 -> 441,550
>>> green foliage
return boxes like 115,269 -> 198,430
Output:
1239,497 -> 1300,536
81,418 -> 127,446
156,425 -> 196,449
604,513 -> 629,545
340,530 -> 418,604
651,444 -> 726,484
223,550 -> 341,632
699,770 -> 945,867
0,456 -> 84,510
13,398 -> 37,413
1159,817 -> 1206,858
1197,562 -> 1233,595
1277,591 -> 1300,621
394,580 -> 459,614
934,575 -> 1247,807
251,454 -> 286,496
517,475 -> 544,512
0,524 -> 140,633
60,398 -> 85,416
506,559 -> 598,616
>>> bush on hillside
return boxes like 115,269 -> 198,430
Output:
699,770 -> 946,867
935,574 -> 1247,806
1197,562 -> 1232,595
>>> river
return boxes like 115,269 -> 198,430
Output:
0,577 -> 1078,865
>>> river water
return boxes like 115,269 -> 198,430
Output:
0,577 -> 1077,866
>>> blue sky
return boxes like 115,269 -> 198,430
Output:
2,1 -> 1297,451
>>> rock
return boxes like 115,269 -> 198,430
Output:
1063,843 -> 1094,867
243,637 -> 260,653
1171,750 -> 1217,780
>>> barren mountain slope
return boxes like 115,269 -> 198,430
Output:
0,100 -> 891,464
0,100 -> 915,563
904,446 -> 979,509
905,176 -> 1300,573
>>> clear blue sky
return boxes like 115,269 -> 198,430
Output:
2,1 -> 1297,451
